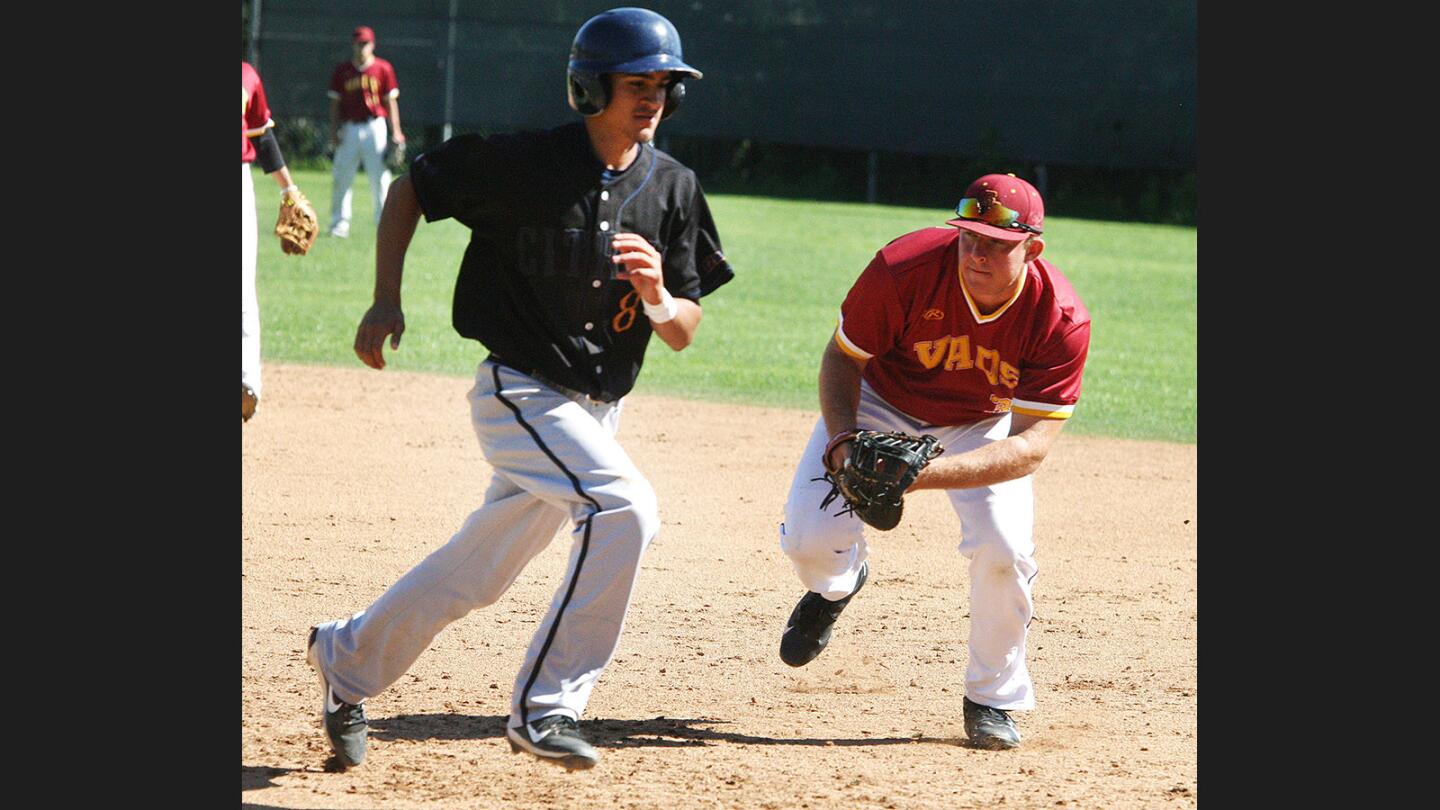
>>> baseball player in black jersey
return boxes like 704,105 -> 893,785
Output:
304,7 -> 733,771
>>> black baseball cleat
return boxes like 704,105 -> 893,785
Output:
306,626 -> 369,767
507,714 -> 599,770
963,697 -> 1021,750
779,562 -> 868,667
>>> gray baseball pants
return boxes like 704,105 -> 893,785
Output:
309,359 -> 660,728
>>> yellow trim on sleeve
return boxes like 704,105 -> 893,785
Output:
1011,404 -> 1073,419
243,119 -> 275,138
834,334 -> 870,360
833,316 -> 874,360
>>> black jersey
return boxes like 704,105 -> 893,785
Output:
409,122 -> 733,402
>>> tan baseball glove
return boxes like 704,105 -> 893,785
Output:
275,188 -> 318,256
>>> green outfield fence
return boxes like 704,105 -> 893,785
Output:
243,0 -> 1195,224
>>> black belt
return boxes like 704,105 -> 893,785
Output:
487,354 -> 616,404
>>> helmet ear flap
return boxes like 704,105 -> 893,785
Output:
660,79 -> 685,120
567,71 -> 608,116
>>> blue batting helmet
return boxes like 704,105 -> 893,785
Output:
566,7 -> 702,119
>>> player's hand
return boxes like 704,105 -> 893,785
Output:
612,232 -> 664,302
825,439 -> 853,473
392,132 -> 406,145
354,302 -> 405,370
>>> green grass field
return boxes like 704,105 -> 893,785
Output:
256,167 -> 1196,443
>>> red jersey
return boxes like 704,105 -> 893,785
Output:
241,61 -> 274,163
328,58 -> 400,122
835,226 -> 1090,427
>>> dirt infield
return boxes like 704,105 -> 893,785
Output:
242,362 -> 1197,809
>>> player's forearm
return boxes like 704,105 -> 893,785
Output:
251,129 -> 289,176
818,340 -> 864,440
650,298 -> 701,350
373,175 -> 422,306
269,166 -> 297,191
328,99 -> 341,141
387,99 -> 404,139
910,419 -> 1061,491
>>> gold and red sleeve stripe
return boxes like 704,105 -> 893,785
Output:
833,314 -> 873,360
1010,400 -> 1075,419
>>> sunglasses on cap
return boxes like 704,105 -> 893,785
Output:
954,197 -> 1043,234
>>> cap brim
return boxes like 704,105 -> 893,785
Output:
946,218 -> 1033,242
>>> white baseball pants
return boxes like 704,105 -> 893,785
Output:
241,164 -> 262,398
329,117 -> 391,233
309,359 -> 661,728
779,381 -> 1039,710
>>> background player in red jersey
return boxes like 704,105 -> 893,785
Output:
776,173 -> 1091,750
243,61 -> 313,422
326,25 -> 405,238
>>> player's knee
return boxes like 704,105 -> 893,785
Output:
778,511 -> 856,565
591,473 -> 659,540
970,543 -> 1038,581
781,496 -> 825,542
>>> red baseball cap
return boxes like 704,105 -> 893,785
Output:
353,26 -> 375,43
946,173 -> 1045,242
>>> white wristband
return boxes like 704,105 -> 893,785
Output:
643,288 -> 678,323
281,184 -> 299,196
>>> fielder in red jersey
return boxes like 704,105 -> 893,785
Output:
242,61 -> 311,422
328,49 -> 400,124
241,62 -> 272,162
326,26 -> 405,238
776,173 -> 1091,751
835,227 -> 1089,426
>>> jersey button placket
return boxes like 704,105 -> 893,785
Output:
589,184 -> 612,387
595,183 -> 615,292
597,182 -> 615,236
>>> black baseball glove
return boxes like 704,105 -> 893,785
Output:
384,139 -> 407,172
817,430 -> 945,531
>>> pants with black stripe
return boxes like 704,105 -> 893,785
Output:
309,359 -> 660,728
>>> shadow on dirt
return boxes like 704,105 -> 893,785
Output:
242,764 -> 295,790
370,713 -> 969,749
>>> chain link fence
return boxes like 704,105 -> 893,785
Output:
243,0 -> 1195,223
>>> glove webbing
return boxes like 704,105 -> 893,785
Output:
813,471 -> 855,517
